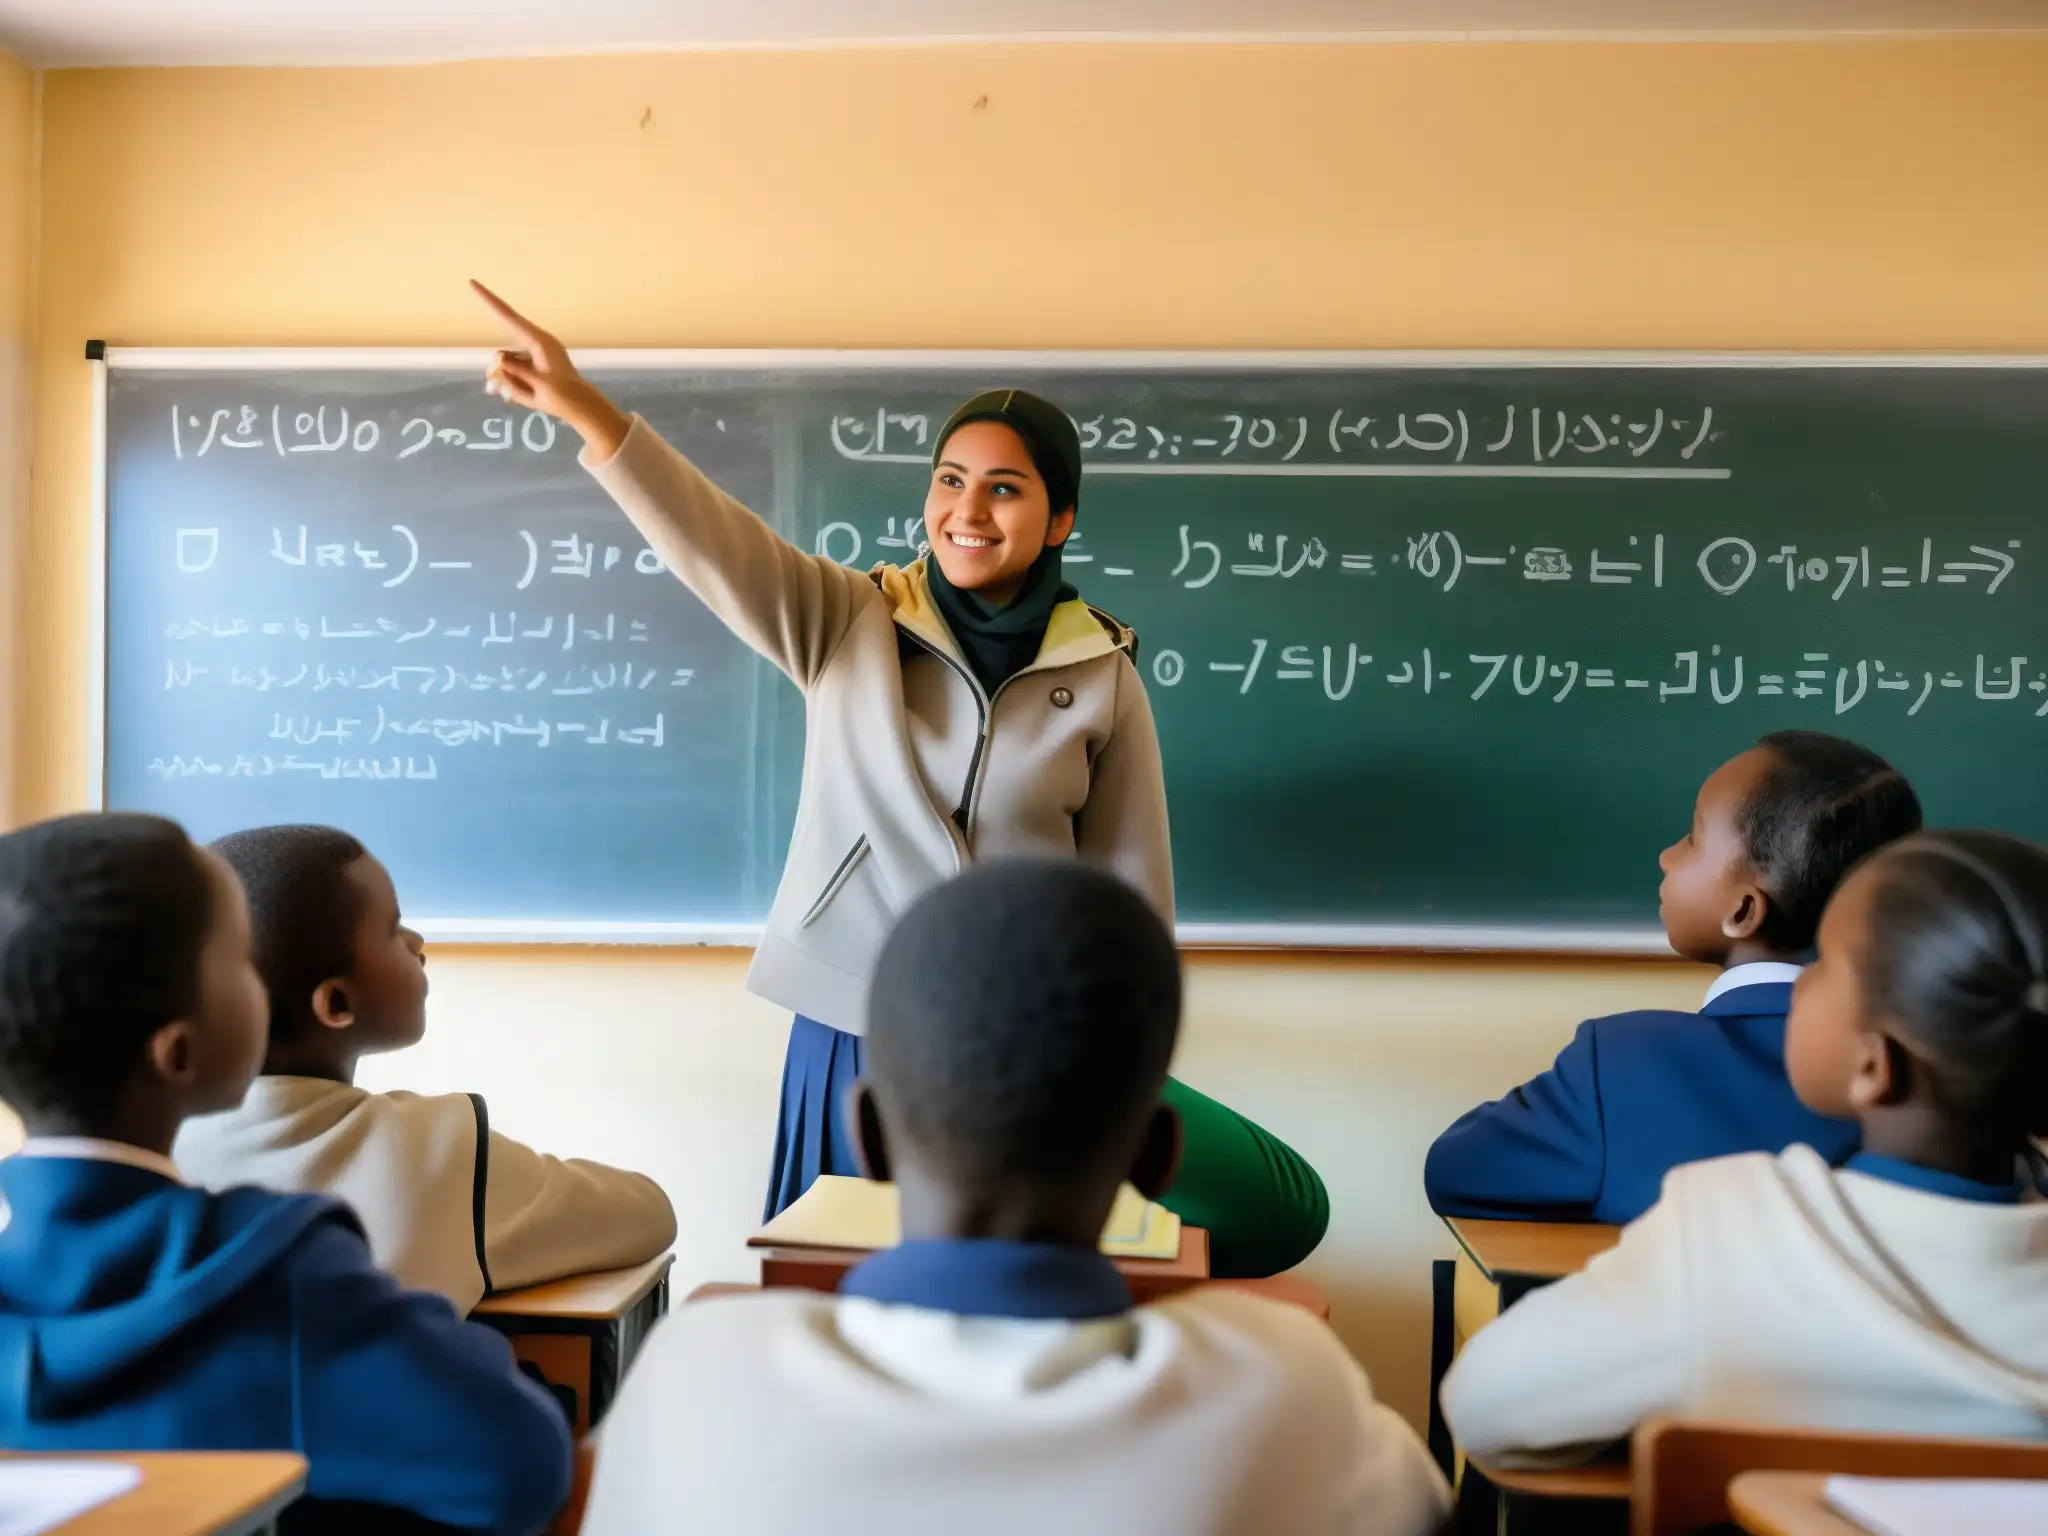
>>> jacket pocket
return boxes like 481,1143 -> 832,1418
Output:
800,835 -> 872,928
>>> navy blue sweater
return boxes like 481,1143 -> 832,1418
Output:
0,1153 -> 571,1535
1424,981 -> 1861,1226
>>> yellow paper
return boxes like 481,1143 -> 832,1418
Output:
753,1176 -> 1180,1260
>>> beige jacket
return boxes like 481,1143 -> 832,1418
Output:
586,416 -> 1174,1035
174,1076 -> 677,1314
582,1287 -> 1450,1536
1442,1145 -> 2048,1468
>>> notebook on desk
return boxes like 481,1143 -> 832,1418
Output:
0,1461 -> 141,1536
1825,1475 -> 2048,1536
753,1177 -> 1183,1261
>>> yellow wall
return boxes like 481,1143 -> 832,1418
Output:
0,50 -> 31,1152
0,51 -> 31,836
15,39 -> 2048,1427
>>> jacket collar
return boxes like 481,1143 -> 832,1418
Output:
841,1238 -> 1132,1321
1703,961 -> 1805,1008
876,559 -> 1128,680
1699,983 -> 1795,1020
1846,1152 -> 2028,1205
12,1138 -> 183,1185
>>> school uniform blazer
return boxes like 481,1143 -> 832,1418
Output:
586,416 -> 1174,1035
1441,1145 -> 2048,1468
1423,976 -> 1860,1225
175,1076 -> 676,1313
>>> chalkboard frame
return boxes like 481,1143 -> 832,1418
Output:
93,345 -> 2048,953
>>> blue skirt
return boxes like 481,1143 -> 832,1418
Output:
764,1014 -> 868,1221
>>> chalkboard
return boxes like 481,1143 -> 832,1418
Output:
100,351 -> 2048,947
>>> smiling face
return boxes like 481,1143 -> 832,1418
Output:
923,420 -> 1075,604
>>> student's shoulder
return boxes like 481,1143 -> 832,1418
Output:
1570,1005 -> 1712,1067
1150,1287 -> 1360,1383
617,1289 -> 827,1386
1645,1145 -> 1815,1220
194,1183 -> 372,1282
345,1086 -> 488,1146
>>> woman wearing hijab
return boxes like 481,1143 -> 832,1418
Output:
474,283 -> 1327,1277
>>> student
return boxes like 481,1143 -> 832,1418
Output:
175,824 -> 676,1313
0,813 -> 571,1533
1425,731 -> 1921,1225
1443,828 -> 2048,1465
471,281 -> 1327,1278
581,861 -> 1449,1536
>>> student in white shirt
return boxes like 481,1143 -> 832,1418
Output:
1443,828 -> 2048,1467
583,859 -> 1450,1536
176,825 -> 675,1312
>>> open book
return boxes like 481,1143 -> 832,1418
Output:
752,1176 -> 1182,1261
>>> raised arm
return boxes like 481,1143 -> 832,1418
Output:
472,281 -> 874,688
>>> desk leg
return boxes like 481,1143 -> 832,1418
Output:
1427,1259 -> 1456,1481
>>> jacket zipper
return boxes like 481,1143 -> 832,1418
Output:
897,628 -> 1032,838
799,835 -> 871,928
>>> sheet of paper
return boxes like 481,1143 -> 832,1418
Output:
754,1177 -> 1181,1260
0,1462 -> 142,1536
1826,1475 -> 2048,1536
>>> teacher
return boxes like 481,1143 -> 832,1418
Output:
474,283 -> 1327,1277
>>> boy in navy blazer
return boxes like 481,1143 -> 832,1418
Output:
1424,732 -> 1922,1225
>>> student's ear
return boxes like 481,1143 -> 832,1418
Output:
848,1079 -> 892,1183
143,1018 -> 201,1088
1045,506 -> 1076,548
1127,1103 -> 1183,1202
309,977 -> 356,1032
1849,1031 -> 1913,1113
1721,882 -> 1770,942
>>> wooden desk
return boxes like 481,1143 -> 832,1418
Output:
1207,1273 -> 1332,1321
0,1453 -> 307,1536
1430,1219 -> 1624,1534
1728,1473 -> 1871,1536
1447,1217 -> 1622,1296
757,1226 -> 1211,1304
1442,1216 -> 1620,1376
473,1254 -> 673,1434
1471,1458 -> 1633,1503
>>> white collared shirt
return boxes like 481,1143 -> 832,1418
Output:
12,1136 -> 184,1183
1703,960 -> 1805,1008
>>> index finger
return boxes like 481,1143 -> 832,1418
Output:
470,279 -> 549,347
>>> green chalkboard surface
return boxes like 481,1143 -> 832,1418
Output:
104,352 -> 2048,946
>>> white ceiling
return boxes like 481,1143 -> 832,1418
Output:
2,0 -> 2045,67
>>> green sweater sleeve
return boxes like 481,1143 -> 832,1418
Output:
1157,1076 -> 1331,1279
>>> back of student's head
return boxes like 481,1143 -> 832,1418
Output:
0,812 -> 215,1126
866,860 -> 1181,1188
211,825 -> 366,1039
1856,830 -> 2048,1137
1742,731 -> 1922,952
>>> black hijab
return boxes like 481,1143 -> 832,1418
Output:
924,389 -> 1084,696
